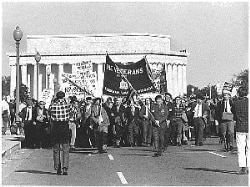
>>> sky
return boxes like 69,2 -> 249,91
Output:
2,2 -> 248,88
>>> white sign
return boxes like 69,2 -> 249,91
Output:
40,89 -> 54,109
216,82 -> 224,95
75,61 -> 93,74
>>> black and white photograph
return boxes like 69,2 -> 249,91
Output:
1,1 -> 249,186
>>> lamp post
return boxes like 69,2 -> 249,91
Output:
13,26 -> 23,124
35,52 -> 41,100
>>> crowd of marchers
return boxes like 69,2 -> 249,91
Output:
1,87 -> 248,175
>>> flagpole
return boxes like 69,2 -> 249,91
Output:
62,74 -> 93,96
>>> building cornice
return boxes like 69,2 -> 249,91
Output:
7,51 -> 189,58
27,33 -> 171,39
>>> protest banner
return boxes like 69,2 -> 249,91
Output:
103,55 -> 156,96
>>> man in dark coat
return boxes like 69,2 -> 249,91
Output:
111,98 -> 126,148
232,87 -> 248,174
140,98 -> 153,147
215,90 -> 235,151
35,101 -> 49,148
126,102 -> 141,147
19,96 -> 37,148
150,95 -> 169,157
191,94 -> 209,146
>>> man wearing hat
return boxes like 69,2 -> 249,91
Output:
150,95 -> 169,157
49,91 -> 71,175
191,93 -> 209,146
215,89 -> 235,151
19,96 -> 37,148
111,97 -> 126,148
90,97 -> 110,153
35,101 -> 49,148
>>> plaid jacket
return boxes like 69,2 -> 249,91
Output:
173,103 -> 186,119
49,99 -> 70,121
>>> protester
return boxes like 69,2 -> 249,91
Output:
81,97 -> 93,148
215,90 -> 235,151
111,98 -> 126,148
2,96 -> 10,135
191,94 -> 209,146
49,91 -> 71,175
164,93 -> 174,147
19,96 -> 37,148
126,101 -> 141,147
232,87 -> 248,174
151,95 -> 168,157
90,97 -> 110,153
171,96 -> 186,146
103,97 -> 115,146
140,97 -> 153,147
69,96 -> 81,150
35,101 -> 49,148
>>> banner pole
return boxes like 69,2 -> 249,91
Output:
110,57 -> 158,126
62,74 -> 93,96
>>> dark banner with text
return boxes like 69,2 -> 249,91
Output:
103,55 -> 156,96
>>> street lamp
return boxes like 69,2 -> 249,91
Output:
35,52 -> 41,100
13,26 -> 23,124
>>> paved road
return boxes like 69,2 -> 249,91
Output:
2,138 -> 248,186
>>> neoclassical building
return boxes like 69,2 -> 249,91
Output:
8,33 -> 188,99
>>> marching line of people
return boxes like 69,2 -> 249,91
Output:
1,86 -> 248,175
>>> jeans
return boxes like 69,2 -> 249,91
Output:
194,117 -> 206,144
142,119 -> 152,144
97,131 -> 108,152
35,121 -> 46,148
152,126 -> 165,153
220,121 -> 235,147
24,121 -> 36,148
128,122 -> 139,145
69,121 -> 76,146
53,142 -> 70,170
171,118 -> 184,144
236,132 -> 249,168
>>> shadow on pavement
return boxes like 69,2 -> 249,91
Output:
183,167 -> 239,175
15,170 -> 57,175
120,153 -> 152,157
184,149 -> 216,152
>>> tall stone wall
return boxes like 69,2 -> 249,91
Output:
27,34 -> 171,55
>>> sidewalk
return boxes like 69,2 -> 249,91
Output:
2,133 -> 24,159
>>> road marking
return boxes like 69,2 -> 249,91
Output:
208,151 -> 227,158
108,154 -> 114,160
117,172 -> 128,184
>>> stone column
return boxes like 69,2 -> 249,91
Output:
10,65 -> 16,98
177,64 -> 183,96
21,65 -> 27,86
167,64 -> 173,95
172,64 -> 178,98
33,64 -> 38,100
58,64 -> 64,86
27,74 -> 31,94
38,74 -> 43,101
182,65 -> 187,95
96,63 -> 104,97
46,64 -> 51,89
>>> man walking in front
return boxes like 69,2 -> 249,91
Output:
191,94 -> 209,146
233,87 -> 248,174
49,91 -> 70,175
151,95 -> 168,157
